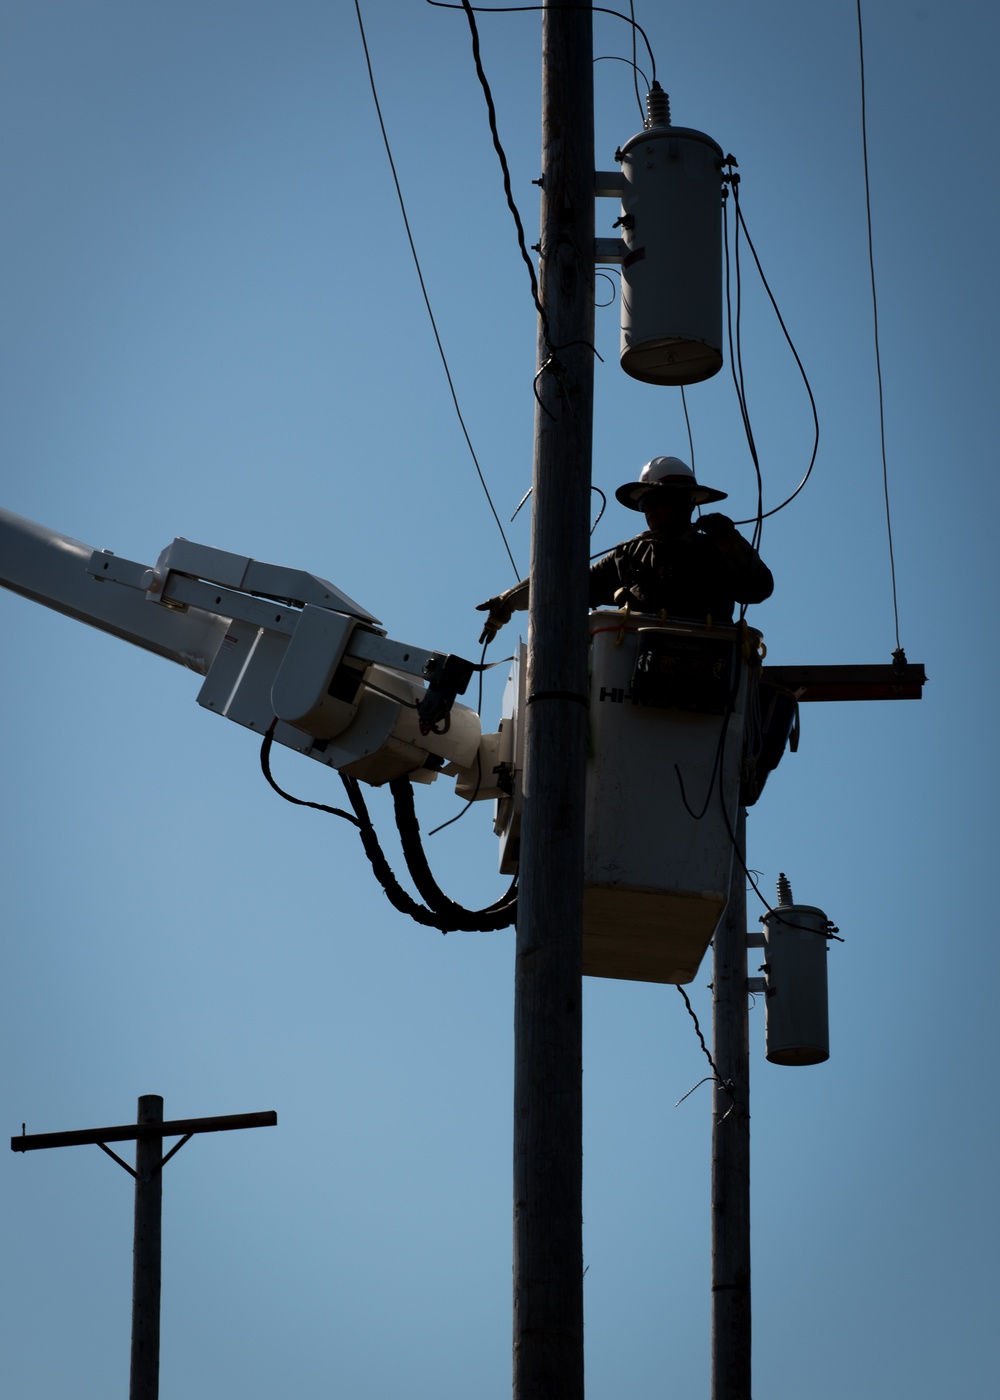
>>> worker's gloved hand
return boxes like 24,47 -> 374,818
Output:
476,579 -> 528,644
696,512 -> 736,541
476,594 -> 515,645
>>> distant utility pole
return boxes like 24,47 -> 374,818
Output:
512,2 -> 594,1398
710,663 -> 925,1400
12,1095 -> 277,1400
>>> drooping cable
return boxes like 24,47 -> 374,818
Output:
726,181 -> 765,550
674,705 -> 732,823
680,385 -> 696,474
672,642 -> 744,823
725,170 -> 821,528
626,0 -> 643,122
435,0 -> 650,380
722,179 -> 765,550
457,0 -> 551,349
512,484 -> 609,535
452,0 -> 604,396
260,720 -> 361,826
353,0 -> 520,581
594,55 -> 649,120
856,0 -> 903,656
260,722 -> 514,933
734,193 -> 820,515
675,986 -> 735,1109
717,787 -> 841,939
426,2 -> 657,82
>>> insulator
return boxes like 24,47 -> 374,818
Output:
776,871 -> 794,906
645,81 -> 671,130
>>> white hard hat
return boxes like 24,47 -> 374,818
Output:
615,456 -> 728,510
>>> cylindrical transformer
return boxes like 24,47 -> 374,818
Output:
761,892 -> 831,1066
616,122 -> 724,386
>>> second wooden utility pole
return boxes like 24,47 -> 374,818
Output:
711,808 -> 752,1400
512,3 -> 594,1399
707,666 -> 925,1400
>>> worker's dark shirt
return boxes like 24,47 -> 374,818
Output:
588,526 -> 773,624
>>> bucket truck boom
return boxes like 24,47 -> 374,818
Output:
0,507 -> 494,794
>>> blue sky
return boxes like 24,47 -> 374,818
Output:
1,2 -> 997,1396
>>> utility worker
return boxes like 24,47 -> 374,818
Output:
476,456 -> 773,642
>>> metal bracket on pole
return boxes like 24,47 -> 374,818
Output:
594,237 -> 625,264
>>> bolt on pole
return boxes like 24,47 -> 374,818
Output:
512,4 -> 594,1399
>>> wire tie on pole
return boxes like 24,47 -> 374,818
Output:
526,691 -> 589,708
675,1075 -> 715,1107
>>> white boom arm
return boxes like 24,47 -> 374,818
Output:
0,507 -> 497,793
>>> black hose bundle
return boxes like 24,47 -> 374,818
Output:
388,776 -> 517,931
260,723 -> 516,933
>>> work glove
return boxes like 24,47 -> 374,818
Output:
696,512 -> 736,540
476,593 -> 515,645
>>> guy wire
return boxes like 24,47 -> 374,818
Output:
857,0 -> 903,652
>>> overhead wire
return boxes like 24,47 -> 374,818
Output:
717,784 -> 840,939
723,178 -> 765,550
353,0 -> 520,581
722,164 -> 821,532
451,0 -> 607,414
675,986 -> 735,1111
439,1 -> 643,392
594,54 -> 650,116
426,2 -> 657,83
856,0 -> 904,657
456,0 -> 549,347
680,386 -> 696,472
626,0 -> 643,121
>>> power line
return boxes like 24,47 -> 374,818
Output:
353,0 -> 520,580
722,167 -> 821,531
426,2 -> 657,83
856,0 -> 904,655
456,0 -> 550,347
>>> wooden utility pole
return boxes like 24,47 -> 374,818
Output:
513,2 -> 594,1397
711,809 -> 752,1400
709,663 -> 925,1399
131,1094 -> 165,1400
12,1096 -> 277,1400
